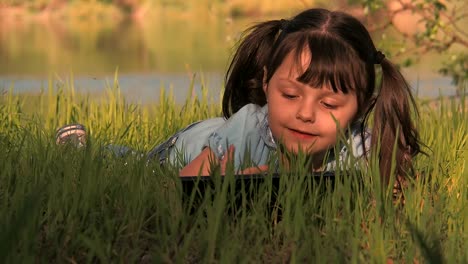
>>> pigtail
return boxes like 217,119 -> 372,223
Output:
222,20 -> 284,118
371,58 -> 422,184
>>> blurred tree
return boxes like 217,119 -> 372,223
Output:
362,0 -> 467,95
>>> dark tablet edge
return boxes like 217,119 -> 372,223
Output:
179,171 -> 336,182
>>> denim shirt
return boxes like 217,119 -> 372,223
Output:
148,103 -> 371,171
204,104 -> 276,168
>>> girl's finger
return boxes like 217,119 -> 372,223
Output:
240,164 -> 269,175
220,145 -> 235,175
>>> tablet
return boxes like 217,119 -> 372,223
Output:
180,171 -> 336,194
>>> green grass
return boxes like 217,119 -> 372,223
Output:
0,76 -> 466,263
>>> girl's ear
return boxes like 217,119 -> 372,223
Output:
263,66 -> 268,94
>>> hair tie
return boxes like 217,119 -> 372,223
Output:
280,19 -> 290,32
374,50 -> 385,64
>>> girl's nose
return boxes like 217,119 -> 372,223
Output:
296,103 -> 316,123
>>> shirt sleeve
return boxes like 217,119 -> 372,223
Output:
204,104 -> 266,167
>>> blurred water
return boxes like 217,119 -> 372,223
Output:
0,70 -> 457,104
0,15 -> 459,103
0,72 -> 224,104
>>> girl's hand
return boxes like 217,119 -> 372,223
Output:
215,145 -> 270,175
179,145 -> 236,177
239,165 -> 269,175
179,145 -> 269,177
219,145 -> 235,175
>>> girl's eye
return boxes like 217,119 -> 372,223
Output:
282,93 -> 298,99
321,102 -> 337,109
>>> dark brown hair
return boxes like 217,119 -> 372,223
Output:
222,8 -> 422,184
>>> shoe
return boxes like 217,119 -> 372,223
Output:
56,124 -> 87,148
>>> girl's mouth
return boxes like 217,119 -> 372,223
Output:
288,128 -> 317,140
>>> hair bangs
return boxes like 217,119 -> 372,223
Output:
293,33 -> 365,94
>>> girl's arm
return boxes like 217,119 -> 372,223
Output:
179,145 -> 269,177
179,147 -> 218,177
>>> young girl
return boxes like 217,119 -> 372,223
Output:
57,8 -> 422,185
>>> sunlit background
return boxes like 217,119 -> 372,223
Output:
0,0 -> 461,103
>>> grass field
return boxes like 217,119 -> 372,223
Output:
0,77 -> 466,262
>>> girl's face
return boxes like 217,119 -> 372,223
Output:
263,51 -> 358,162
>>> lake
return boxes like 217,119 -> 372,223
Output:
0,13 -> 458,104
